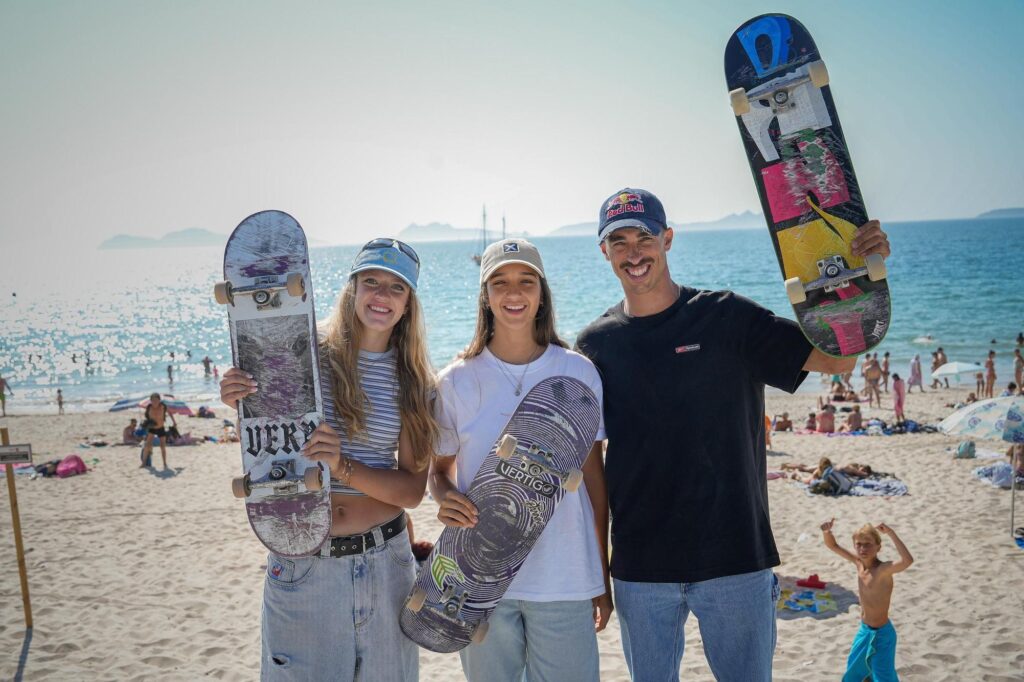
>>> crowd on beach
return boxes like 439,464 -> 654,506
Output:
3,188 -> 1023,680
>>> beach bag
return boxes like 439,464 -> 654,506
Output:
825,469 -> 854,494
956,441 -> 976,459
56,454 -> 87,478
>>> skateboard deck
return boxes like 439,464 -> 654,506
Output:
400,376 -> 601,653
725,14 -> 890,357
216,210 -> 330,557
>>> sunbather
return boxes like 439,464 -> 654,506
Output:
838,405 -> 863,432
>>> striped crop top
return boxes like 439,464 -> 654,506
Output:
319,347 -> 402,495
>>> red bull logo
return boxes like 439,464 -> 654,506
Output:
605,192 -> 645,220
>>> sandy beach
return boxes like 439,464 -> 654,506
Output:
1,383 -> 1022,681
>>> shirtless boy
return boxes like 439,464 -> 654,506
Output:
821,518 -> 914,681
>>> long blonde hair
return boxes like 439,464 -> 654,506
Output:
322,276 -> 438,471
461,276 -> 567,359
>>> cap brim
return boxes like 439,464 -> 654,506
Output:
480,259 -> 545,285
349,264 -> 418,290
597,217 -> 665,243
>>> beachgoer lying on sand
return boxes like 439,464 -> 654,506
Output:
784,459 -> 874,484
784,457 -> 832,483
821,519 -> 913,682
773,412 -> 793,432
122,419 -> 142,445
838,405 -> 863,432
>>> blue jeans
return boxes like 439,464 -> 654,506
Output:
261,524 -> 418,681
459,598 -> 600,682
614,569 -> 779,682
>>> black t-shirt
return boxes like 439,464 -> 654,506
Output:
575,285 -> 811,583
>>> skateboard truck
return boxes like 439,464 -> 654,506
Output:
495,434 -> 584,492
214,273 -> 306,307
406,585 -> 490,644
231,459 -> 324,499
785,254 -> 887,305
729,59 -> 829,116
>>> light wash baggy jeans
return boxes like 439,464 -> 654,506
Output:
260,524 -> 418,681
614,569 -> 780,682
459,598 -> 600,682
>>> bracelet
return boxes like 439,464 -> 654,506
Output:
336,456 -> 354,487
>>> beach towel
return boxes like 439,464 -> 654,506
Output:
848,478 -> 909,497
800,476 -> 909,497
777,589 -> 837,614
56,454 -> 88,478
973,462 -> 1023,489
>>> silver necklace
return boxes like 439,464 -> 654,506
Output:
495,346 -> 542,397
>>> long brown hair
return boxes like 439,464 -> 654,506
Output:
322,275 -> 438,471
461,276 -> 567,359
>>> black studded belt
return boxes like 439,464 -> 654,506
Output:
320,512 -> 407,558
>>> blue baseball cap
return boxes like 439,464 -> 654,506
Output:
597,188 -> 668,242
349,238 -> 420,290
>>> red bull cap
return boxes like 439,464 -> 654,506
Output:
597,187 -> 668,242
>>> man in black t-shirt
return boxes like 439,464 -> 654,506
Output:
575,188 -> 891,681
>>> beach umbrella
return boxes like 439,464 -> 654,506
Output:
932,361 -> 984,377
109,397 -> 145,412
938,396 -> 1024,443
939,396 -> 1024,536
138,397 -> 195,417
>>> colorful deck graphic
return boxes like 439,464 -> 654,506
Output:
725,13 -> 890,357
400,377 -> 601,653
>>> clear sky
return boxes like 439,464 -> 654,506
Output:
2,0 -> 1022,253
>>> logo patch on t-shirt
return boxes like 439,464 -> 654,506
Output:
675,343 -> 701,354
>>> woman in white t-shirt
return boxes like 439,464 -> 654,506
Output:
429,238 -> 612,681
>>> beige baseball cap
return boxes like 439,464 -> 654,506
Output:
479,238 -> 546,285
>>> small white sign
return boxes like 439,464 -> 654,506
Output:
0,444 -> 32,465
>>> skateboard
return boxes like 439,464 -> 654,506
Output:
215,210 -> 330,557
399,376 -> 601,653
725,14 -> 890,357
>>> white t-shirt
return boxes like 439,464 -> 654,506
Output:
434,344 -> 607,602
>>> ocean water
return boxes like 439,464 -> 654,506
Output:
1,218 -> 1022,413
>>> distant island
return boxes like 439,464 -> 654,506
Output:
99,228 -> 226,249
975,208 -> 1024,219
99,227 -> 331,249
546,210 -> 765,237
398,222 -> 529,242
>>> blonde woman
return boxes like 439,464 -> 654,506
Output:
430,238 -> 612,681
220,238 -> 437,681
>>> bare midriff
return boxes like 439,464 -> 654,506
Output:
329,492 -> 403,536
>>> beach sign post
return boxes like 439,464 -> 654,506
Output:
0,428 -> 33,629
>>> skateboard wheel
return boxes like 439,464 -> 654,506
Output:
407,587 -> 427,613
214,281 -> 232,305
471,621 -> 489,644
497,434 -> 517,460
865,254 -> 887,282
785,277 -> 807,305
729,88 -> 750,116
563,469 -> 584,493
231,475 -> 250,499
304,466 -> 323,492
286,273 -> 305,297
808,60 -> 829,88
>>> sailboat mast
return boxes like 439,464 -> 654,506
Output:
502,214 -> 506,240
